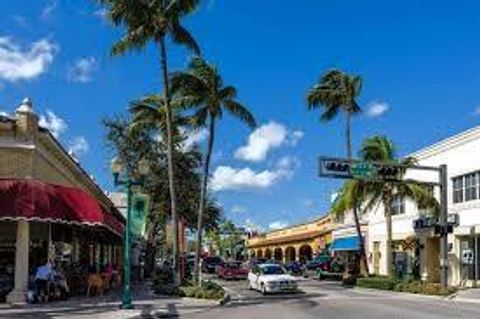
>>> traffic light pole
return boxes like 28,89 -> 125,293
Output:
439,164 -> 448,287
319,157 -> 450,287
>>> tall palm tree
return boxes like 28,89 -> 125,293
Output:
170,57 -> 256,283
307,69 -> 362,159
306,69 -> 366,272
99,0 -> 201,285
334,136 -> 439,277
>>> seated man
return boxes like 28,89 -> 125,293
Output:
35,261 -> 53,302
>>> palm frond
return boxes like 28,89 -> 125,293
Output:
224,100 -> 256,128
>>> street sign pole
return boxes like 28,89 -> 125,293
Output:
439,164 -> 449,287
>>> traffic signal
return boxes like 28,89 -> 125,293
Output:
325,161 -> 350,172
376,165 -> 401,178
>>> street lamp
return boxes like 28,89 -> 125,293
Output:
111,157 -> 150,309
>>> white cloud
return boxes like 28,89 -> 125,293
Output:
210,166 -> 283,191
0,37 -> 56,82
289,130 -> 304,146
275,156 -> 300,179
234,121 -> 287,162
68,136 -> 89,156
41,0 -> 58,19
367,101 -> 390,117
234,121 -> 304,162
182,128 -> 208,150
268,220 -> 288,230
39,110 -> 67,138
231,205 -> 247,214
68,57 -> 97,83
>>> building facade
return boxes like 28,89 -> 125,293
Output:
0,99 -> 124,303
367,125 -> 480,286
247,215 -> 333,263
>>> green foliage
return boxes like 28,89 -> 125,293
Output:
307,69 -> 362,121
103,115 -> 223,235
356,276 -> 400,290
356,277 -> 457,296
180,281 -> 225,300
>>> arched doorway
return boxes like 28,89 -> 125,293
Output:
285,246 -> 296,262
299,245 -> 313,263
265,248 -> 272,259
257,249 -> 263,258
273,248 -> 283,261
250,250 -> 256,259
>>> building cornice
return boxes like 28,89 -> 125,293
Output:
409,125 -> 480,160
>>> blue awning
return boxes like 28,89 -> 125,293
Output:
330,236 -> 360,251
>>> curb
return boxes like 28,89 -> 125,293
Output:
353,286 -> 449,301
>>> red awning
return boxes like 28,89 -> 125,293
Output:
0,179 -> 124,236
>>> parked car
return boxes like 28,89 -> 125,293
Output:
202,256 -> 223,273
248,263 -> 298,295
217,261 -> 249,280
305,254 -> 332,271
283,261 -> 304,276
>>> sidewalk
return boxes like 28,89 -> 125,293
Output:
0,283 -> 219,319
450,288 -> 480,304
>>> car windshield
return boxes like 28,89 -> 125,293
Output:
205,257 -> 222,264
261,265 -> 285,275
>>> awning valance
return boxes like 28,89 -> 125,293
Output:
0,179 -> 124,236
330,236 -> 360,251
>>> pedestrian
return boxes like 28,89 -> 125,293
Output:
35,260 -> 53,302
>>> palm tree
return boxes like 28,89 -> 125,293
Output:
333,136 -> 439,277
99,0 -> 201,285
170,57 -> 256,283
306,69 -> 366,273
307,69 -> 362,159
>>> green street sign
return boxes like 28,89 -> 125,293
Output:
350,162 -> 376,179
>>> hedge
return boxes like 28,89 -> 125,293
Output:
180,280 -> 225,300
356,276 -> 400,290
356,276 -> 457,296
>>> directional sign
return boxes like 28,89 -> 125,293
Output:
319,157 -> 353,179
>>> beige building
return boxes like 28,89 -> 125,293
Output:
0,98 -> 124,303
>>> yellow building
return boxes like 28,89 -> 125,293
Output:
247,215 -> 333,263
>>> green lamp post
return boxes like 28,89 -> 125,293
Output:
111,157 -> 149,310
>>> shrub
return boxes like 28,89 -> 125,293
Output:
179,281 -> 226,300
356,276 -> 400,290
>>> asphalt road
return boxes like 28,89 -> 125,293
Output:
190,276 -> 480,319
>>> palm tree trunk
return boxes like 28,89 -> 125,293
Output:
353,201 -> 369,276
346,111 -> 367,275
159,38 -> 181,286
384,195 -> 394,277
194,115 -> 215,285
346,111 -> 352,160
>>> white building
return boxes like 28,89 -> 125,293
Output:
367,125 -> 480,286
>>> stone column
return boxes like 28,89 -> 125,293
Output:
7,220 -> 30,304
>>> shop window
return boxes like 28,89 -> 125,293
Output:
392,195 -> 405,215
453,176 -> 464,203
465,173 -> 478,201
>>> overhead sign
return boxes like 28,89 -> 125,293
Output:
350,162 -> 376,179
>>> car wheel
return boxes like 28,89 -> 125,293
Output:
261,283 -> 267,295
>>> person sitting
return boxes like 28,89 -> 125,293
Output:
35,261 -> 53,302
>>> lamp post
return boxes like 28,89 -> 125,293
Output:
111,157 -> 150,310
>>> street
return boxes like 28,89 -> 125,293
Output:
189,277 -> 480,319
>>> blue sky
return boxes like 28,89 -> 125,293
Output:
2,1 -> 480,232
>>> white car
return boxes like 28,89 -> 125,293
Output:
248,263 -> 298,295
